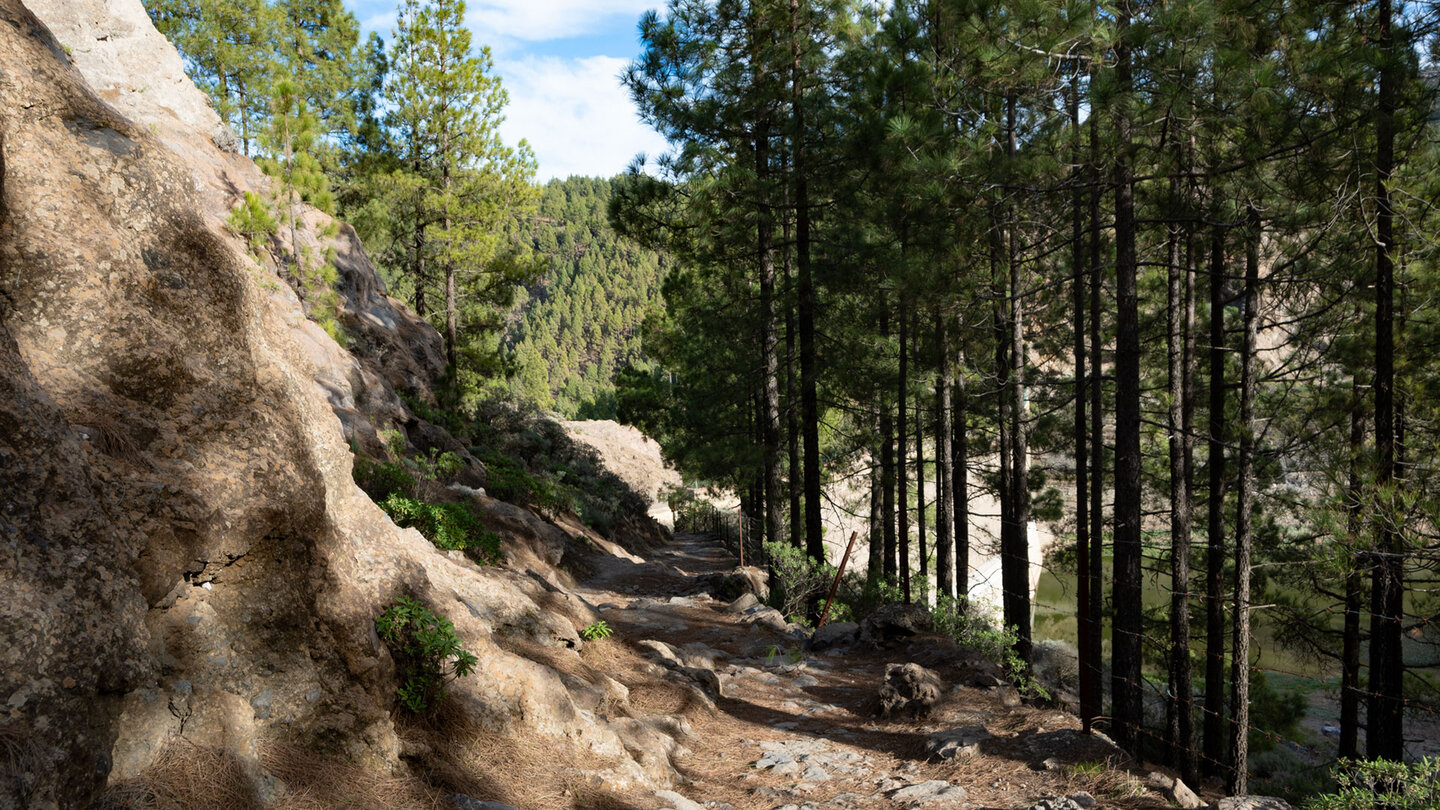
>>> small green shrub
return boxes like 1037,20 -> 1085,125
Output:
478,450 -> 533,503
381,428 -> 406,457
228,192 -> 277,253
378,493 -> 502,565
1305,758 -> 1440,810
763,540 -> 834,623
580,620 -> 613,641
932,595 -> 1049,700
375,597 -> 477,714
352,457 -> 415,500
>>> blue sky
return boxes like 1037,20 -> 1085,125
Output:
345,0 -> 671,181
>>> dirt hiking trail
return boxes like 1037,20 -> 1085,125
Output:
568,532 -> 1199,810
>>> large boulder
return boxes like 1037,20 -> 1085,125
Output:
859,602 -> 933,648
877,662 -> 943,719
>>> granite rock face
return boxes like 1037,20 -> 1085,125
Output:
0,3 -> 685,806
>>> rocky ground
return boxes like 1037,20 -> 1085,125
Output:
559,532 -> 1211,810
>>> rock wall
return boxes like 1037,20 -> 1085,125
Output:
0,3 -> 686,807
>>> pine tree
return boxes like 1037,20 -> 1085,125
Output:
386,0 -> 538,393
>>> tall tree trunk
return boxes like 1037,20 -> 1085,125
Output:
1111,0 -> 1144,755
1340,381 -> 1365,760
937,309 -> 955,600
1368,0 -> 1404,762
757,130 -> 784,552
1070,70 -> 1093,733
898,297 -> 911,603
1230,212 -> 1260,795
882,303 -> 897,583
786,221 -> 802,549
1203,226 -> 1229,776
1085,76 -> 1105,733
1167,175 -> 1195,779
790,0 -> 823,570
443,154 -> 458,373
954,333 -> 970,601
1181,213 -> 1198,779
990,207 -> 1013,626
869,425 -> 885,588
916,313 -> 928,590
413,221 -> 428,319
1005,92 -> 1031,665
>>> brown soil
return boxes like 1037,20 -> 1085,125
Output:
568,532 -> 1212,810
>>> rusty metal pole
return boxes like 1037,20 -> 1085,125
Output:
818,530 -> 860,628
737,506 -> 744,568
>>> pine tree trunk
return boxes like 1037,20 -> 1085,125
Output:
1339,382 -> 1364,760
1203,226 -> 1228,776
882,303 -> 897,583
413,221 -> 428,319
954,334 -> 970,601
757,131 -> 784,552
1230,212 -> 1260,795
990,207 -> 1013,626
916,315 -> 928,589
1086,84 -> 1105,733
786,223 -> 802,549
1367,0 -> 1404,762
898,297 -> 911,603
937,309 -> 955,600
791,0 -> 824,570
1070,70 -> 1093,733
1167,175 -> 1195,778
443,153 -> 458,373
1005,92 -> 1031,665
869,428 -> 885,588
1111,1 -> 1144,754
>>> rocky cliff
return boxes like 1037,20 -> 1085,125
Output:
0,3 -> 688,807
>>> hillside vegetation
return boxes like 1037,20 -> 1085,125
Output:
502,177 -> 668,417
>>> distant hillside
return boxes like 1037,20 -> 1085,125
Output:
503,176 -> 668,416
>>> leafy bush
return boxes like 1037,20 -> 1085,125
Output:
580,620 -> 613,641
477,449 -> 533,503
1305,758 -> 1440,810
932,595 -> 1049,700
475,449 -> 575,516
378,493 -> 502,565
352,457 -> 416,501
763,541 -> 835,624
375,597 -> 477,714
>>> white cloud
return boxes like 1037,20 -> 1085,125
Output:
467,0 -> 655,43
497,54 -> 670,180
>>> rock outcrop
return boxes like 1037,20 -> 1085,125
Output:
0,3 -> 688,807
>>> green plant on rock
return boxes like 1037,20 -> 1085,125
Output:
378,493 -> 501,565
932,595 -> 1049,701
228,191 -> 277,254
580,620 -> 613,641
352,457 -> 416,501
375,597 -> 477,714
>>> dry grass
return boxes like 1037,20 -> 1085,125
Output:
262,744 -> 448,810
1059,759 -> 1153,804
397,703 -> 646,810
626,681 -> 697,717
94,739 -> 262,810
0,724 -> 42,806
69,403 -> 145,462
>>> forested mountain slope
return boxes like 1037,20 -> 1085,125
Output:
503,177 -> 667,417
